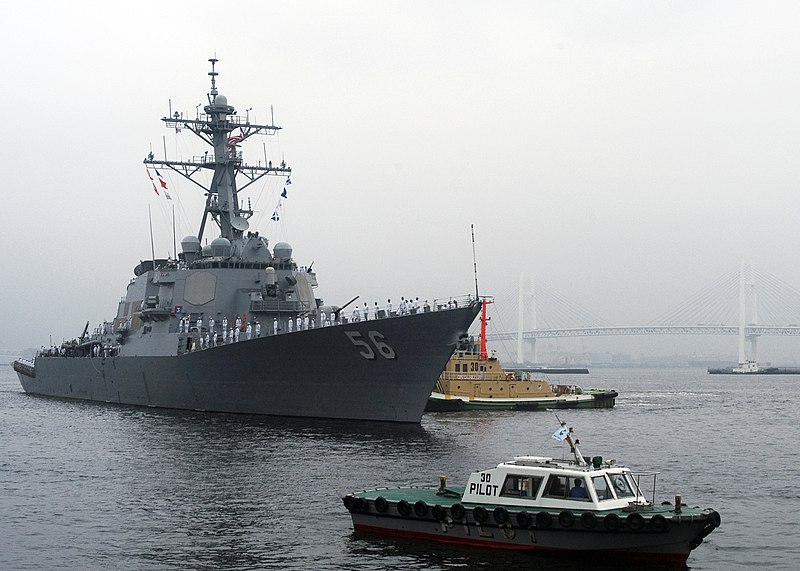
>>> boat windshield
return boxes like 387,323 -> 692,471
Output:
591,475 -> 614,501
609,473 -> 635,498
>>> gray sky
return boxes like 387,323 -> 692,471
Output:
3,1 -> 800,356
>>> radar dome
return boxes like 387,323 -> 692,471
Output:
181,235 -> 201,253
211,237 -> 232,257
215,94 -> 228,106
273,242 -> 293,261
201,244 -> 213,257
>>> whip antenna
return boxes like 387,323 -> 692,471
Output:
471,224 -> 479,299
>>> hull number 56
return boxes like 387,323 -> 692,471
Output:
345,331 -> 397,360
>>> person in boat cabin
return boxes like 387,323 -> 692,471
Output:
569,478 -> 590,499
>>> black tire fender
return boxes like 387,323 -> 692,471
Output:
450,503 -> 466,521
473,505 -> 488,524
374,496 -> 388,513
397,499 -> 411,517
493,506 -> 509,525
535,511 -> 553,529
558,510 -> 575,528
414,500 -> 429,518
580,511 -> 598,529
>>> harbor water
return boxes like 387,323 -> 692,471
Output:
1,364 -> 798,570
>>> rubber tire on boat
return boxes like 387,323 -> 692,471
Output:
535,511 -> 553,529
343,496 -> 357,512
709,510 -> 722,528
626,512 -> 645,531
414,500 -> 429,518
432,504 -> 447,521
397,499 -> 411,517
603,513 -> 622,531
473,505 -> 489,524
516,511 -> 531,529
374,496 -> 389,513
649,514 -> 668,533
450,503 -> 466,522
493,506 -> 509,525
355,498 -> 370,513
580,512 -> 598,529
558,510 -> 575,528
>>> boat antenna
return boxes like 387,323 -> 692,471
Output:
471,224 -> 479,299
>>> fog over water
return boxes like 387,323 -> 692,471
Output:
3,1 -> 800,361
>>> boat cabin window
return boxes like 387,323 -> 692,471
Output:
500,474 -> 543,498
544,475 -> 568,498
610,473 -> 635,498
566,477 -> 591,500
592,475 -> 614,500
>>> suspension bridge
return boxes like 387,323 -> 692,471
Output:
485,263 -> 800,365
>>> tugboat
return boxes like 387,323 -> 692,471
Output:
11,59 -> 480,423
426,299 -> 617,411
343,417 -> 721,565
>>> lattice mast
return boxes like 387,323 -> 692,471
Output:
144,58 -> 291,243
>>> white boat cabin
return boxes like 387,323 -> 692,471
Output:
461,456 -> 648,511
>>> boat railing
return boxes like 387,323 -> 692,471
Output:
632,471 -> 660,506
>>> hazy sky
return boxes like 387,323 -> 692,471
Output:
3,1 -> 800,357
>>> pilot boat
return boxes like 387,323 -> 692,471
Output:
426,299 -> 618,411
343,418 -> 720,565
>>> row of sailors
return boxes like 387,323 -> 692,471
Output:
181,296 -> 465,344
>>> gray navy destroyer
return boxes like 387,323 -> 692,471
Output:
13,59 -> 480,422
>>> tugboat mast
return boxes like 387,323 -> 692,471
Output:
144,58 -> 291,243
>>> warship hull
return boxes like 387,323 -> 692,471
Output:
15,304 -> 479,422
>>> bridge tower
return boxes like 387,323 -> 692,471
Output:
516,273 -> 536,364
739,262 -> 759,364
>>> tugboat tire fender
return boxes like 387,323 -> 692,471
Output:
649,514 -> 668,533
516,510 -> 531,529
414,500 -> 429,518
603,512 -> 622,531
535,511 -> 553,529
397,499 -> 411,517
473,505 -> 489,524
450,503 -> 466,521
558,510 -> 575,528
374,496 -> 389,513
580,511 -> 597,529
343,496 -> 356,512
432,504 -> 447,521
709,510 -> 721,528
626,512 -> 645,531
493,506 -> 509,525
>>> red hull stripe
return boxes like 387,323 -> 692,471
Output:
352,523 -> 690,565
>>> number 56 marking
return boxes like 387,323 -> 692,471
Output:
345,330 -> 397,360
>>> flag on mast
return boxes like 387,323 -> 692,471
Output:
145,168 -> 159,196
552,426 -> 569,441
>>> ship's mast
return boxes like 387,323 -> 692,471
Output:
144,58 -> 291,243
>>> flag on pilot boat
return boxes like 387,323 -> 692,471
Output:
552,426 -> 569,441
145,168 -> 159,196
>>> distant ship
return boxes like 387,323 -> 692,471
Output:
708,360 -> 800,375
12,59 -> 480,423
